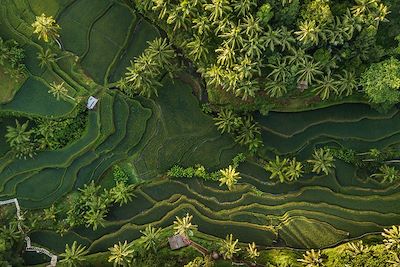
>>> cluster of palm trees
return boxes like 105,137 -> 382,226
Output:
4,112 -> 87,159
133,0 -> 389,104
42,180 -> 135,235
214,109 -> 262,153
263,148 -> 335,184
119,38 -> 175,98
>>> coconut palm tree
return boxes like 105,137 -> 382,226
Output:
214,109 -> 241,134
204,64 -> 225,87
351,0 -> 379,17
167,9 -> 188,32
235,80 -> 259,100
152,0 -> 170,19
296,58 -> 323,85
233,0 -> 256,16
233,56 -> 260,80
262,26 -> 282,52
313,73 -> 338,100
346,241 -> 369,257
286,159 -> 304,181
268,57 -> 291,83
48,81 -> 75,101
173,213 -> 198,237
335,70 -> 358,96
0,224 -> 21,246
295,20 -> 320,45
286,48 -> 312,67
5,120 -> 32,147
146,38 -> 175,67
382,225 -> 400,250
235,116 -> 261,145
43,204 -> 58,221
37,48 -> 56,69
110,181 -> 135,206
265,80 -> 287,98
139,225 -> 162,252
246,242 -> 260,261
279,26 -> 295,51
242,14 -> 262,38
264,156 -> 289,183
298,249 -> 324,267
192,16 -> 212,36
219,234 -> 241,260
108,241 -> 135,267
204,0 -> 232,22
216,44 -> 236,67
84,209 -> 106,231
308,148 -> 335,175
185,36 -> 209,62
374,3 -> 390,23
241,38 -> 264,59
219,23 -> 244,50
219,165 -> 241,190
60,241 -> 88,267
371,165 -> 400,183
31,13 -> 61,43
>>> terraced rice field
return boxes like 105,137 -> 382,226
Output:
1,0 -> 400,264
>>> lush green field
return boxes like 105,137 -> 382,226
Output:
1,0 -> 400,266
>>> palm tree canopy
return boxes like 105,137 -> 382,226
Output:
308,148 -> 335,175
219,234 -> 241,260
108,240 -> 135,267
219,165 -> 241,190
32,13 -> 60,42
60,241 -> 88,267
173,213 -> 198,237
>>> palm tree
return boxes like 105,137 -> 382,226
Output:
242,14 -> 262,38
219,23 -> 243,50
295,20 -> 320,45
31,13 -> 61,43
279,26 -> 295,51
265,80 -> 287,98
110,181 -> 135,206
139,225 -> 162,252
173,213 -> 198,237
108,240 -> 135,267
233,0 -> 256,16
241,38 -> 264,59
246,242 -> 260,261
351,0 -> 379,17
204,64 -> 225,87
346,241 -> 369,257
297,249 -> 324,266
286,159 -> 304,181
186,36 -> 209,61
262,26 -> 282,52
371,165 -> 400,183
374,3 -> 390,23
152,0 -> 170,19
214,109 -> 241,134
60,241 -> 88,267
335,70 -> 358,96
286,48 -> 312,67
0,224 -> 21,246
382,225 -> 400,250
268,57 -> 291,83
235,116 -> 261,145
37,48 -> 56,69
215,44 -> 236,67
43,204 -> 58,221
264,156 -> 288,183
233,56 -> 260,80
167,9 -> 188,32
388,251 -> 400,267
313,73 -> 338,100
204,0 -> 232,22
5,120 -> 32,147
192,16 -> 212,36
296,58 -> 323,85
146,38 -> 175,67
84,209 -> 106,231
219,165 -> 241,190
219,234 -> 241,260
48,82 -> 75,101
235,80 -> 259,100
308,148 -> 335,175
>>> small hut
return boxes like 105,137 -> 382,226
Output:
168,235 -> 191,250
87,96 -> 99,110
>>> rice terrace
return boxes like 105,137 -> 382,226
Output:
1,0 -> 400,266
